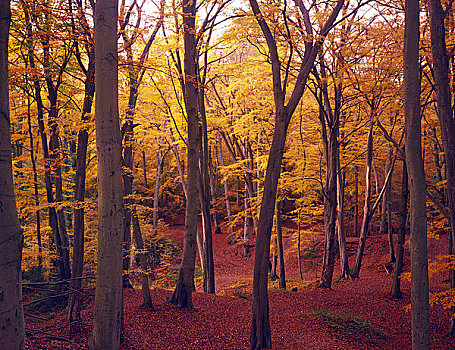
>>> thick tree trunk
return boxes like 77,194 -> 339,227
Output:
391,160 -> 408,298
169,0 -> 199,309
90,0 -> 124,348
404,1 -> 430,347
250,117 -> 287,350
0,2 -> 25,347
319,123 -> 338,288
248,0 -> 344,347
428,0 -> 455,336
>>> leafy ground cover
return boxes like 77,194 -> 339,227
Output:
25,222 -> 455,349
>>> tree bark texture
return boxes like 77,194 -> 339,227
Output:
391,160 -> 408,298
90,0 -> 124,348
404,0 -> 430,347
351,124 -> 374,278
69,47 -> 95,332
276,199 -> 286,289
0,1 -> 26,347
248,0 -> 344,347
428,0 -> 455,336
169,0 -> 199,310
131,209 -> 153,308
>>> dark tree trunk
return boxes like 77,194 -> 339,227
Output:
354,165 -> 359,236
69,53 -> 95,331
132,209 -> 154,308
276,199 -> 286,289
428,0 -> 455,336
404,0 -> 430,347
243,184 -> 251,257
391,160 -> 408,298
351,123 -> 374,278
248,0 -> 344,346
218,132 -> 235,242
170,0 -> 199,309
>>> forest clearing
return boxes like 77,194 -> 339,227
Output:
1,0 -> 455,349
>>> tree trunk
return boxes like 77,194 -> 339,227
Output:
21,0 -> 66,280
428,0 -> 455,336
199,91 -> 215,293
209,149 -> 222,234
169,0 -> 199,309
153,145 -> 164,229
404,0 -> 430,347
391,160 -> 408,298
351,123 -> 374,278
131,209 -> 153,308
276,199 -> 286,289
354,165 -> 359,236
142,150 -> 148,187
243,184 -> 251,257
248,0 -> 344,346
380,148 -> 393,235
319,123 -> 338,288
26,95 -> 42,275
90,0 -> 124,348
69,49 -> 95,332
218,132 -> 235,242
337,167 -> 350,279
0,2 -> 25,347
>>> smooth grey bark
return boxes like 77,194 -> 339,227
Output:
404,0 -> 430,347
0,1 -> 25,347
169,0 -> 199,310
428,0 -> 455,336
90,0 -> 124,348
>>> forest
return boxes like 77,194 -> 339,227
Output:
1,0 -> 455,349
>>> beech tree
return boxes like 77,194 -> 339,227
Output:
428,0 -> 455,335
404,0 -> 430,348
248,0 -> 344,348
169,0 -> 200,309
0,0 -> 25,348
90,0 -> 124,348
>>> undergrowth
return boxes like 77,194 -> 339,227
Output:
307,309 -> 386,344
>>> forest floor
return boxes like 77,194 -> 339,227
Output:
25,220 -> 455,349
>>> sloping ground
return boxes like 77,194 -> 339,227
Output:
25,224 -> 455,349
